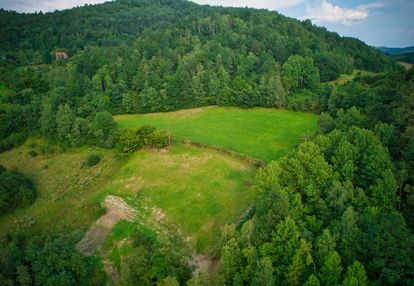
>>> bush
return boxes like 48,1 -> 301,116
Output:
0,167 -> 36,215
136,125 -> 156,142
118,129 -> 143,153
84,153 -> 102,167
118,126 -> 172,153
0,132 -> 27,153
28,150 -> 38,157
146,130 -> 170,148
39,143 -> 55,154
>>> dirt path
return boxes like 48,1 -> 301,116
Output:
76,195 -> 136,256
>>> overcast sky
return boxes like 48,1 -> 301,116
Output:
0,0 -> 413,47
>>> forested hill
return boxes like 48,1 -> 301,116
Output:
0,0 -> 397,78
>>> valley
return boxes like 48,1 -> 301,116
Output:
0,107 -> 317,281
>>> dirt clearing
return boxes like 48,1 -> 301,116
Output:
76,195 -> 136,256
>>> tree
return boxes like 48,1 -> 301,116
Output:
252,257 -> 274,286
220,238 -> 242,283
286,239 -> 314,286
342,261 -> 368,286
315,229 -> 337,267
281,55 -> 320,92
16,265 -> 31,286
120,246 -> 152,286
320,251 -> 342,286
258,74 -> 286,107
55,104 -> 75,145
39,98 -> 56,138
304,274 -> 321,286
122,91 -> 139,114
90,111 -> 117,148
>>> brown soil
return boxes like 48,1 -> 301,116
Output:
76,195 -> 136,256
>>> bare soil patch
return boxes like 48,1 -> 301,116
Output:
76,195 -> 136,256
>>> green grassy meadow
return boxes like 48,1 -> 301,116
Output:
0,107 -> 317,256
115,106 -> 318,162
328,69 -> 378,85
0,141 -> 122,242
0,141 -> 255,253
104,144 -> 255,252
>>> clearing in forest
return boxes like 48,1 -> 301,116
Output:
0,141 -> 256,254
115,106 -> 318,162
104,144 -> 256,252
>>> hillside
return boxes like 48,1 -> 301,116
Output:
1,0 -> 397,80
377,46 -> 414,55
1,0 -> 414,285
377,46 -> 414,64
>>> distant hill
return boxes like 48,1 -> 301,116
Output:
377,46 -> 414,64
377,46 -> 414,55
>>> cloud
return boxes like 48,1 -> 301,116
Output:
302,0 -> 385,26
0,0 -> 112,13
192,0 -> 305,10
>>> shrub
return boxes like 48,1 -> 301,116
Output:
136,125 -> 156,142
146,130 -> 170,148
28,142 -> 37,148
0,167 -> 36,215
39,144 -> 54,154
28,150 -> 37,157
84,153 -> 102,167
0,132 -> 27,153
118,129 -> 143,153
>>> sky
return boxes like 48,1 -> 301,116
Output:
0,0 -> 413,47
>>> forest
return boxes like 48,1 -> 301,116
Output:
0,0 -> 413,285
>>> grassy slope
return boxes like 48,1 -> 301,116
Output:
0,141 -> 122,242
328,69 -> 378,85
104,144 -> 255,252
0,141 -> 255,253
115,106 -> 318,162
399,61 -> 413,70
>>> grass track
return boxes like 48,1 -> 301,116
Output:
115,106 -> 318,162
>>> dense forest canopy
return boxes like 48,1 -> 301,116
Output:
0,0 -> 413,285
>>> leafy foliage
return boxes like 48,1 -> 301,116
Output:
118,125 -> 172,153
84,153 -> 102,167
0,234 -> 105,285
0,165 -> 36,215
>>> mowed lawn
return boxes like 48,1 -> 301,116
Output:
104,144 -> 256,252
115,106 -> 318,162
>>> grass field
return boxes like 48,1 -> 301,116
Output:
104,144 -> 255,252
0,141 -> 255,253
115,106 -> 318,162
328,69 -> 378,85
399,61 -> 413,70
0,141 -> 122,242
